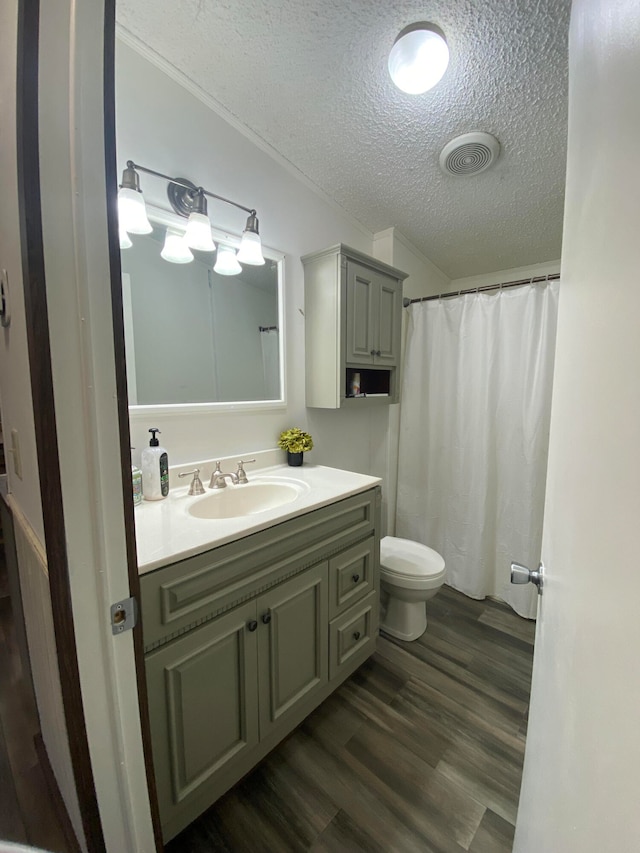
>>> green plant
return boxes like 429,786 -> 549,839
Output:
278,427 -> 314,454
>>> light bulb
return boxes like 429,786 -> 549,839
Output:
388,23 -> 449,95
161,228 -> 194,263
119,223 -> 132,249
184,212 -> 216,252
214,246 -> 242,276
237,231 -> 265,265
117,187 -> 152,234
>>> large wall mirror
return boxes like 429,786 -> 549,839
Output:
120,206 -> 285,412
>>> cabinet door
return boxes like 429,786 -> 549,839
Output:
375,275 -> 402,365
146,601 -> 259,828
345,261 -> 376,364
257,562 -> 328,737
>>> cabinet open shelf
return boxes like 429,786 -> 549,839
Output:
345,367 -> 392,399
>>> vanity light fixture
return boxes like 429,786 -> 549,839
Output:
161,228 -> 194,264
388,22 -> 449,94
214,245 -> 242,276
118,163 -> 153,234
118,160 -> 265,264
119,223 -> 132,249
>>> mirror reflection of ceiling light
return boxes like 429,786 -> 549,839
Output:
117,160 -> 265,266
161,228 -> 194,263
214,245 -> 242,276
388,23 -> 449,95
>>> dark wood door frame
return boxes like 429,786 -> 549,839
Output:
15,0 -> 105,849
16,0 -> 163,849
103,0 -> 164,847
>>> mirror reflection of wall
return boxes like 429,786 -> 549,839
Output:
120,222 -> 281,405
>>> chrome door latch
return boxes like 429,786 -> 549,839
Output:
510,561 -> 545,594
110,596 -> 138,634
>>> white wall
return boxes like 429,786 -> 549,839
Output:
450,258 -> 560,291
0,0 -> 44,541
117,40 -> 396,490
373,226 -> 450,299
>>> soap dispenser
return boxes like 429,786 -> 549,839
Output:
141,428 -> 169,501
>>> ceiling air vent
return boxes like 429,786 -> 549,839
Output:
439,132 -> 500,176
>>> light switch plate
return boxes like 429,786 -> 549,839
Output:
10,428 -> 22,480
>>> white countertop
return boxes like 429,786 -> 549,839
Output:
135,463 -> 381,573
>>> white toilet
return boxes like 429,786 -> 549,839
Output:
379,536 -> 446,641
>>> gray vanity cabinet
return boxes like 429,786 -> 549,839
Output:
141,486 -> 381,841
302,244 -> 407,408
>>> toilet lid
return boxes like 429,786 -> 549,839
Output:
380,536 -> 446,579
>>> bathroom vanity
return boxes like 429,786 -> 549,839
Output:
137,464 -> 381,841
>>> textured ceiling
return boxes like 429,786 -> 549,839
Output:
116,0 -> 571,279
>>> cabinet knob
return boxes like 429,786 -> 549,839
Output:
262,611 -> 272,625
376,350 -> 381,357
352,573 -> 360,583
370,349 -> 376,356
353,631 -> 361,641
247,620 -> 258,632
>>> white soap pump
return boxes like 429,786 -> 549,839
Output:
141,428 -> 169,501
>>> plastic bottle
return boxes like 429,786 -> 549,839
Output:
131,448 -> 142,506
141,428 -> 169,501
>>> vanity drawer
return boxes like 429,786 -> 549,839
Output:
141,487 -> 380,651
329,536 -> 376,618
329,591 -> 378,680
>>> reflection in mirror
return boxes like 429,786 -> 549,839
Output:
120,211 -> 282,407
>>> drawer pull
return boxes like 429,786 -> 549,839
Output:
353,631 -> 361,641
352,573 -> 360,583
247,620 -> 258,632
262,611 -> 272,625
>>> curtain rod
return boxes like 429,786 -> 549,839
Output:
402,273 -> 560,307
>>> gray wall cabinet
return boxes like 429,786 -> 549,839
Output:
302,244 -> 407,408
141,487 -> 381,841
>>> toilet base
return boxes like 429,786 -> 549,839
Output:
380,597 -> 427,642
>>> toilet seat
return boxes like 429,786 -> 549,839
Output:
380,536 -> 446,590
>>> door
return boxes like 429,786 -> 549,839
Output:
513,2 -> 640,850
374,276 -> 402,366
257,562 -> 328,737
146,601 -> 259,830
345,260 -> 376,364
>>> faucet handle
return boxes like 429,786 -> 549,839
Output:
178,468 -> 205,496
236,458 -> 256,484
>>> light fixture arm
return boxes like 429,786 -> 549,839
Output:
124,160 -> 255,216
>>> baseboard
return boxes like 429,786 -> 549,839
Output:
34,733 -> 81,853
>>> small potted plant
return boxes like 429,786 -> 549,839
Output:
278,427 -> 314,467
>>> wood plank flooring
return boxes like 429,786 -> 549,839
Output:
167,586 -> 535,853
0,544 -> 72,852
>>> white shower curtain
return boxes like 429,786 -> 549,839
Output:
260,328 -> 280,400
396,281 -> 559,618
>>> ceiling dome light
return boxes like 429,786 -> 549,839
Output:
161,228 -> 194,263
214,246 -> 242,276
388,23 -> 449,95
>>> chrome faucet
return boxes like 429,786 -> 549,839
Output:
208,461 -> 239,489
178,468 -> 205,495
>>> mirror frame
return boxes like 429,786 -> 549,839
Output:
124,203 -> 286,418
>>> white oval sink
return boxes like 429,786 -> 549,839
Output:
188,481 -> 304,520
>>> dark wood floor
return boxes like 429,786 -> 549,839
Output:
0,539 -> 534,853
0,544 -> 72,851
167,586 -> 535,853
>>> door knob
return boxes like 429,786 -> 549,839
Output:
510,561 -> 544,594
